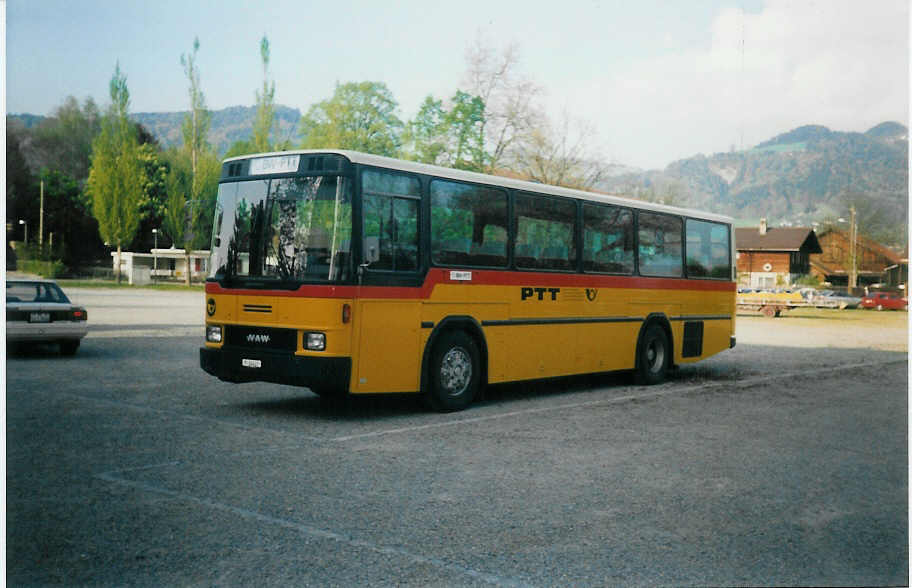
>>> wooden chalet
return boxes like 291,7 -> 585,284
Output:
810,228 -> 904,289
735,219 -> 822,288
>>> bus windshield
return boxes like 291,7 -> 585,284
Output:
209,175 -> 353,284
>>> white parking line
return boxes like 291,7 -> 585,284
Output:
328,358 -> 906,443
95,471 -> 529,587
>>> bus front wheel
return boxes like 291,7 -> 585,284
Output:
635,324 -> 670,385
425,330 -> 480,412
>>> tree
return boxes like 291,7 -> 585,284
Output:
299,81 -> 403,156
463,35 -> 542,173
404,96 -> 446,165
180,37 -> 211,178
252,35 -> 275,153
29,96 -> 102,182
86,63 -> 145,282
510,112 -> 607,190
404,91 -> 485,171
160,38 -> 221,284
35,168 -> 98,265
162,148 -> 220,284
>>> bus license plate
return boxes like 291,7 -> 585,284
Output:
30,312 -> 51,323
241,358 -> 262,368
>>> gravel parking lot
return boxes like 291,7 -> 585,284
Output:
6,289 -> 908,586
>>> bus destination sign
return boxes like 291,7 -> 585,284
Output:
249,155 -> 301,175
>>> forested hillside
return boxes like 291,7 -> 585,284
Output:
597,122 -> 908,246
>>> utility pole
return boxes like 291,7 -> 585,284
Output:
849,205 -> 857,291
39,180 -> 44,247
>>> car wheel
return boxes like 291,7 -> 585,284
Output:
635,324 -> 670,385
425,330 -> 480,412
60,340 -> 80,356
876,304 -> 884,311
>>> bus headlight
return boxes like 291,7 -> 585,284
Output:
306,332 -> 326,351
206,325 -> 223,343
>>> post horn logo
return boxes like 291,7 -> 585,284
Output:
207,298 -> 216,316
585,288 -> 598,302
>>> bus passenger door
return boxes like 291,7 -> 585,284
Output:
352,172 -> 423,393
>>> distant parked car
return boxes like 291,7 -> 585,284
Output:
6,280 -> 88,355
814,290 -> 862,309
860,291 -> 907,311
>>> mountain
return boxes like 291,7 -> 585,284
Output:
596,122 -> 908,246
132,105 -> 302,154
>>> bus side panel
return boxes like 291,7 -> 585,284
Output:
352,300 -> 422,394
575,321 -> 640,374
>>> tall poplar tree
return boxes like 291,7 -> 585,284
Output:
252,35 -> 275,152
165,37 -> 218,284
180,37 -> 210,179
87,63 -> 144,282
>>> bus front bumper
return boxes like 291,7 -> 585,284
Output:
200,346 -> 351,393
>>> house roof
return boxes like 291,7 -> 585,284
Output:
815,227 -> 903,265
735,227 -> 823,253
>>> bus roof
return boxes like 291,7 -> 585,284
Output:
224,149 -> 734,225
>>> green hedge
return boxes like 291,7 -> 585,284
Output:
19,259 -> 67,278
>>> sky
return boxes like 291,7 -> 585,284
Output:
4,0 -> 909,170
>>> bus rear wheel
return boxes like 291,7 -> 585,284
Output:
425,330 -> 480,412
635,324 -> 670,385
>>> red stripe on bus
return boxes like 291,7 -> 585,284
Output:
205,268 -> 736,299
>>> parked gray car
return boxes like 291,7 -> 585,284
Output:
6,280 -> 88,355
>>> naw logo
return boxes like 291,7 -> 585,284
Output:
246,333 -> 271,344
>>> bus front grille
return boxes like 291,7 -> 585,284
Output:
225,325 -> 297,352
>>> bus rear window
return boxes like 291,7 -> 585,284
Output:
686,219 -> 731,278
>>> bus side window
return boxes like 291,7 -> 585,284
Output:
582,203 -> 634,274
514,192 -> 576,271
430,179 -> 508,268
638,212 -> 683,277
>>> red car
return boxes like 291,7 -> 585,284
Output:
860,291 -> 907,311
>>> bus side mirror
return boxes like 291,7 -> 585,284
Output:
213,237 -> 221,247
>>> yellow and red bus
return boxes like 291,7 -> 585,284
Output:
200,150 -> 735,411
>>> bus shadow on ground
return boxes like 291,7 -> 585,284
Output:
237,369 -> 693,420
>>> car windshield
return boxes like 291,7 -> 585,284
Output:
208,175 -> 353,285
6,282 -> 70,303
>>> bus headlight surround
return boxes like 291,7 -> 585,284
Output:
306,332 -> 326,351
206,325 -> 223,343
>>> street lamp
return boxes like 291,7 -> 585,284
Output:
18,219 -> 27,244
152,228 -> 158,282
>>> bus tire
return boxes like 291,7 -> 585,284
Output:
425,330 -> 480,412
635,323 -> 670,385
